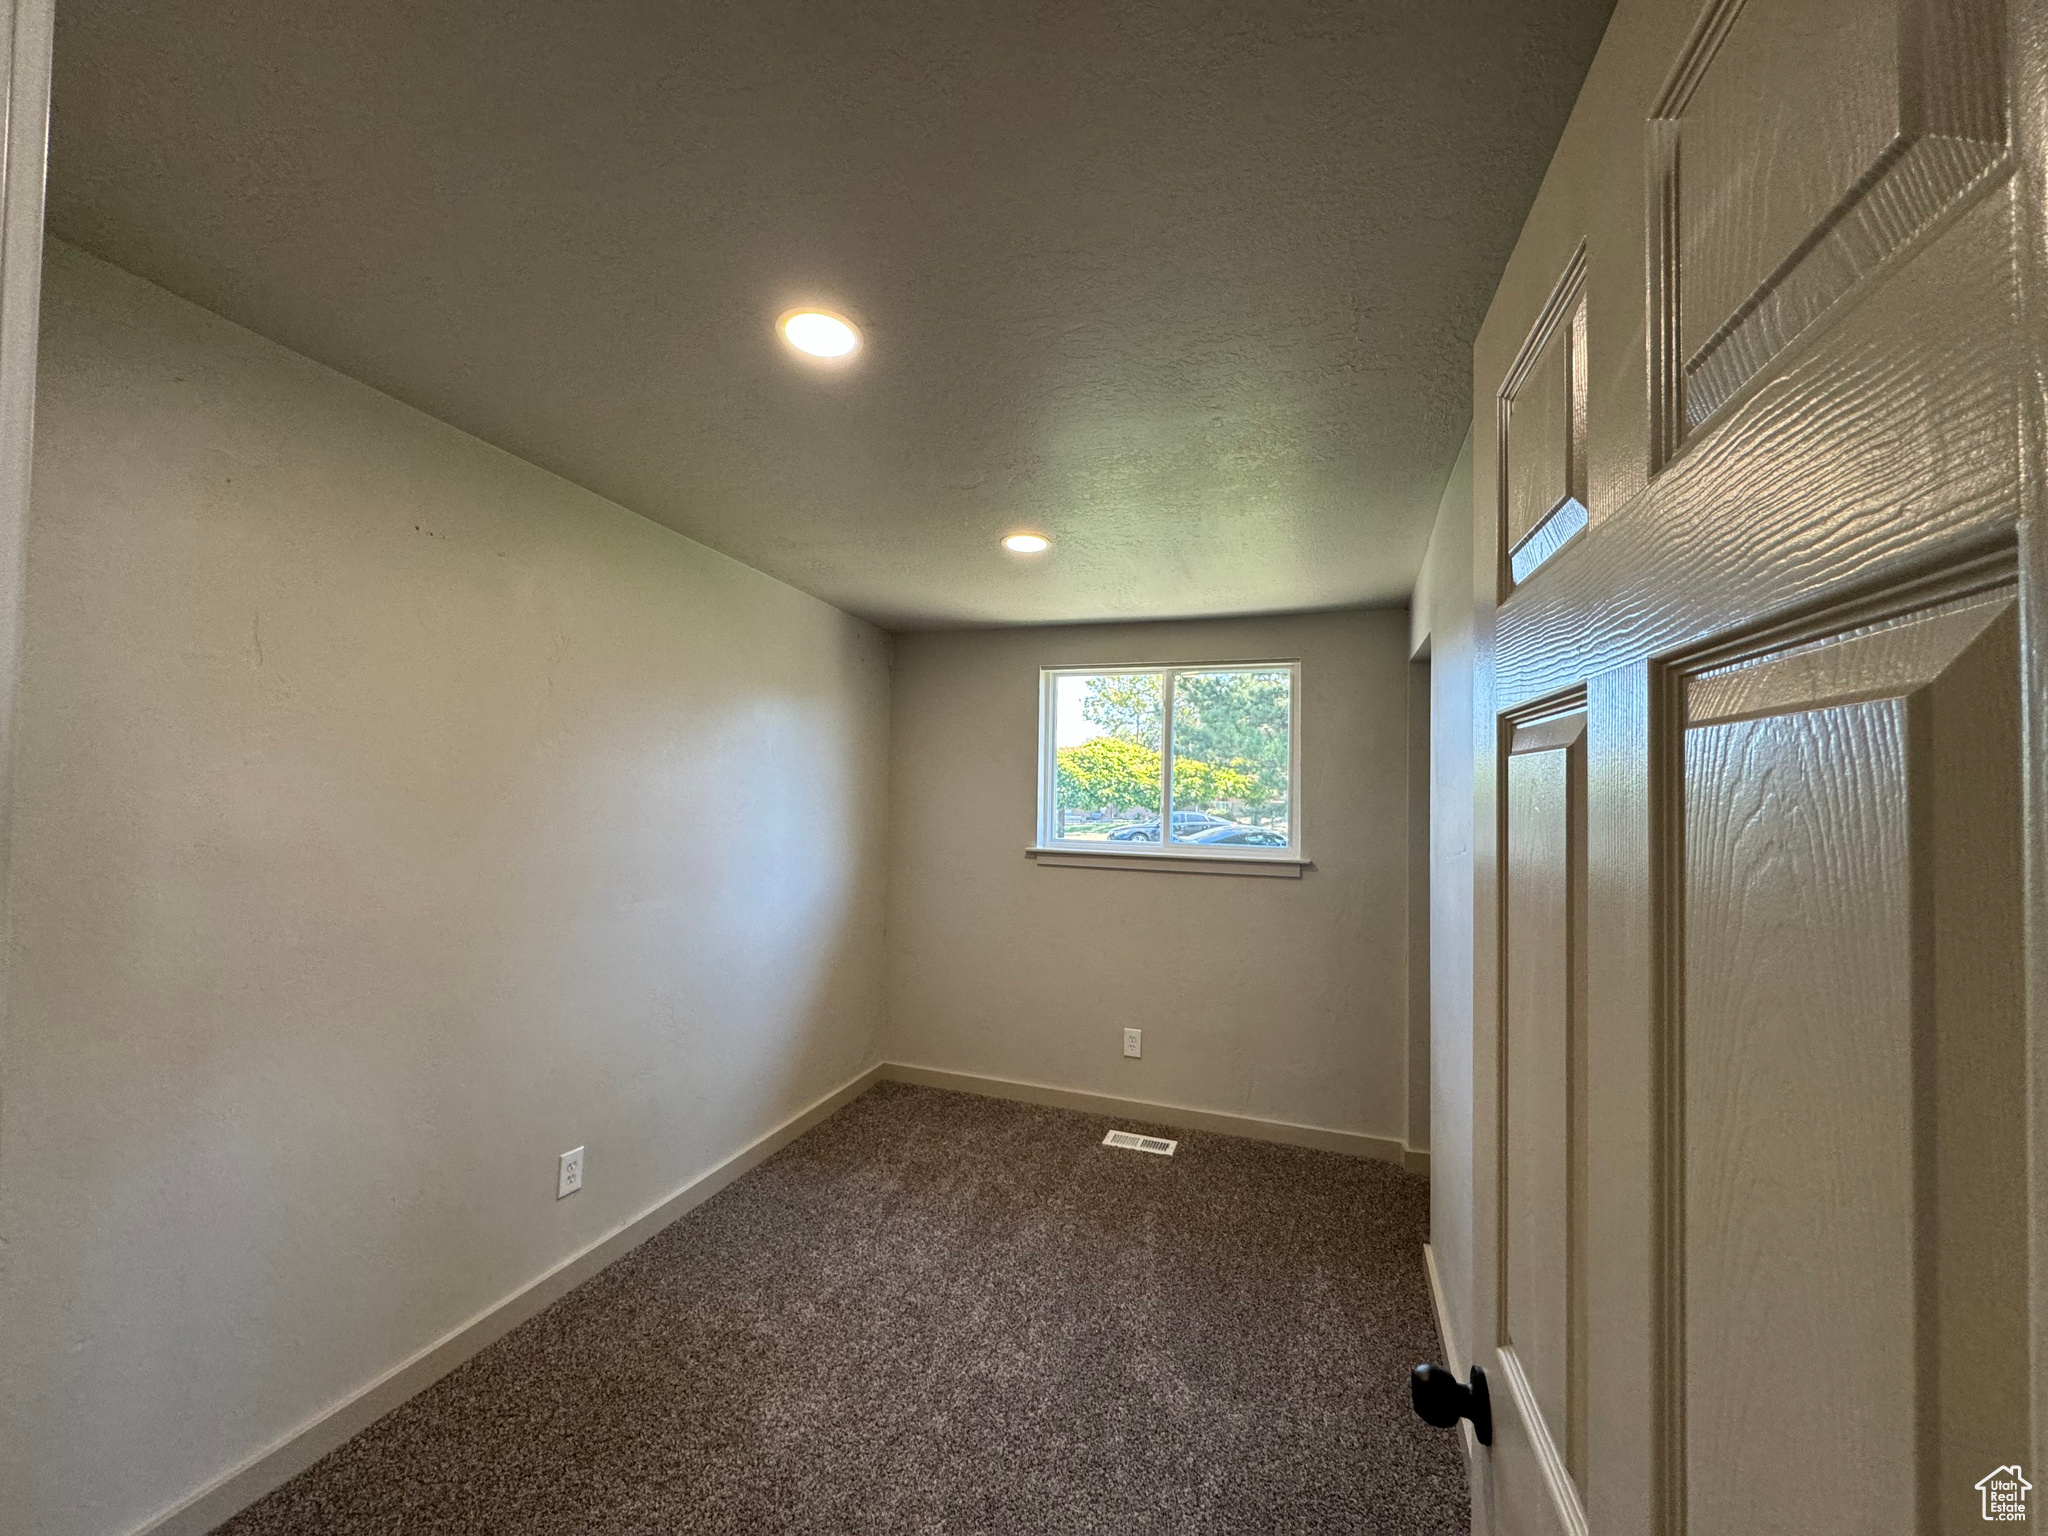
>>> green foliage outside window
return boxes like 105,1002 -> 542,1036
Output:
1053,735 -> 1162,814
1171,670 -> 1290,802
1055,669 -> 1290,830
1078,673 -> 1163,750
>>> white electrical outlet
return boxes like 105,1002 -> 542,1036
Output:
1123,1028 -> 1142,1058
557,1146 -> 585,1200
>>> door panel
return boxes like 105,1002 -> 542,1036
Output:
1506,323 -> 1575,554
1679,595 -> 2025,1535
1498,710 -> 1591,1534
1657,0 -> 2005,436
1501,254 -> 1591,591
1684,698 -> 1916,1534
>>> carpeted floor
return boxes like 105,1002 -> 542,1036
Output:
216,1082 -> 1467,1534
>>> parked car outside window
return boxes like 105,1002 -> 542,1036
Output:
1183,824 -> 1287,847
1104,811 -> 1231,842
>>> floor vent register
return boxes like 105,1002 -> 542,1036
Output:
1102,1129 -> 1178,1156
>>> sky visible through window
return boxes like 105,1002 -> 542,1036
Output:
1055,674 -> 1109,749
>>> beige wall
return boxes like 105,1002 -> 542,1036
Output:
0,244 -> 892,1536
1411,430 -> 1476,1368
884,609 -> 1417,1143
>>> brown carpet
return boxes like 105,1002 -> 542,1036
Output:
215,1082 -> 1467,1534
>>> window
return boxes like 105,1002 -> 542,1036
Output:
1037,662 -> 1300,859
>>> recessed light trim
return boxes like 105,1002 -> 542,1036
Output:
1002,533 -> 1051,554
778,308 -> 861,359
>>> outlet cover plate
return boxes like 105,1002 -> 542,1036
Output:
1123,1028 -> 1142,1058
558,1146 -> 585,1199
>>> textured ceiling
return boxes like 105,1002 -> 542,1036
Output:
48,0 -> 1613,629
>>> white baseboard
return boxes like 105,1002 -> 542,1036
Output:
881,1062 -> 1428,1173
1422,1240 -> 1462,1377
133,1061 -> 890,1536
1422,1241 -> 1483,1475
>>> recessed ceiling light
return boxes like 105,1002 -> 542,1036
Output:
1002,533 -> 1051,554
779,309 -> 861,359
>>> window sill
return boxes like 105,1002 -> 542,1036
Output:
1025,846 -> 1310,878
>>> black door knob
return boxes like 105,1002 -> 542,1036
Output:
1410,1362 -> 1492,1445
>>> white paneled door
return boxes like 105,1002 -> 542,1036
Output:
1464,0 -> 2044,1531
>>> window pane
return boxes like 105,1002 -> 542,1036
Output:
1052,672 -> 1163,841
1169,668 -> 1292,845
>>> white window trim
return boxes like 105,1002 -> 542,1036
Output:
1034,660 -> 1304,866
